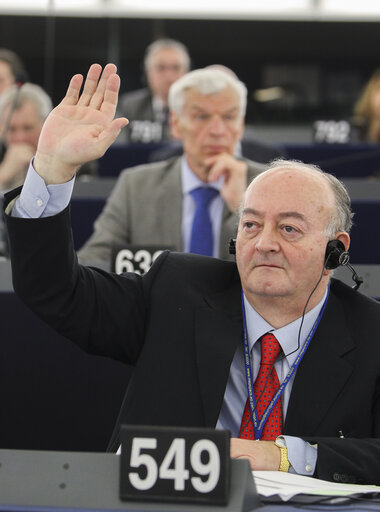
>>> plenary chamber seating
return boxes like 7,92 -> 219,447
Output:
282,142 -> 380,178
96,141 -> 380,178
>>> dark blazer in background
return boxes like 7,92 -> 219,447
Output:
118,88 -> 171,143
5,198 -> 380,486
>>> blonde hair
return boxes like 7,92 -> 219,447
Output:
353,69 -> 380,140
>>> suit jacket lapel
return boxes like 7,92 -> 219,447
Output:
284,287 -> 355,435
194,273 -> 242,427
156,159 -> 183,250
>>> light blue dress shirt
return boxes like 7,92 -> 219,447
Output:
12,161 -> 74,219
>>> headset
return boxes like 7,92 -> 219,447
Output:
229,238 -> 363,290
229,238 -> 236,255
324,239 -> 363,289
324,239 -> 349,269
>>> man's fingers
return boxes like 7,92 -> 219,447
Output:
94,117 -> 129,157
207,159 -> 226,182
204,153 -> 232,181
110,117 -> 129,134
100,73 -> 121,118
77,63 -> 103,107
60,74 -> 84,106
89,63 -> 117,110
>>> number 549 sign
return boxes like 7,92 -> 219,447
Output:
119,425 -> 230,505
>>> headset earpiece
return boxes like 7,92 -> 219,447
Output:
324,239 -> 349,270
229,238 -> 236,255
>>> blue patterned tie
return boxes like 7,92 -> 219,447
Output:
189,187 -> 219,256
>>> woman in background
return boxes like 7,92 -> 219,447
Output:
353,69 -> 380,143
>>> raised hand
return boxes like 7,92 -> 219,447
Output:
34,63 -> 128,184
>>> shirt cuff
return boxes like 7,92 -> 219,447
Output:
281,435 -> 317,476
13,160 -> 75,219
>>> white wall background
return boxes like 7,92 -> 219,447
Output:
1,0 -> 380,20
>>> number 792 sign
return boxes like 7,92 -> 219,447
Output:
119,426 -> 230,505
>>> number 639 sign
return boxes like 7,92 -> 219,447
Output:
112,245 -> 175,275
119,425 -> 230,505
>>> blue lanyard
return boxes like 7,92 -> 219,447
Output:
241,286 -> 330,439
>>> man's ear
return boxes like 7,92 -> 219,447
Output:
170,111 -> 182,140
335,231 -> 350,252
237,116 -> 245,142
323,231 -> 351,275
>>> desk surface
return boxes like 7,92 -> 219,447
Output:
0,449 -> 378,512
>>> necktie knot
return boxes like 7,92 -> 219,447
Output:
190,186 -> 218,207
260,333 -> 282,366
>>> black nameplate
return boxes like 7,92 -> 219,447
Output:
119,425 -> 230,505
112,245 -> 175,275
313,120 -> 351,143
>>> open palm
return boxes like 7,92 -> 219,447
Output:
35,63 -> 128,184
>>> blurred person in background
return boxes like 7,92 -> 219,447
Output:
150,63 -> 285,165
352,69 -> 380,143
0,83 -> 52,193
0,48 -> 27,97
0,83 -> 52,256
118,38 -> 190,143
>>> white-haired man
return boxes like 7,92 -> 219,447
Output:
78,67 -> 265,265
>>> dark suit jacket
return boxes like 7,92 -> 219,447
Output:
5,197 -> 380,485
118,88 -> 171,143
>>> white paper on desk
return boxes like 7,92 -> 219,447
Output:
252,471 -> 380,502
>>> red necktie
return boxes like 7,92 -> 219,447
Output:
239,333 -> 283,440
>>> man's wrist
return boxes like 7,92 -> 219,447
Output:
34,152 -> 77,185
274,437 -> 290,472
